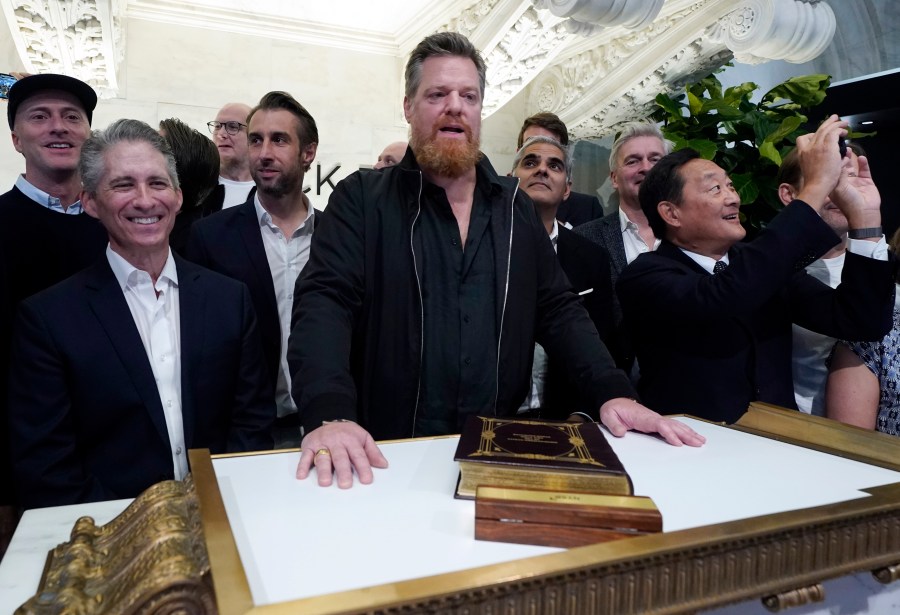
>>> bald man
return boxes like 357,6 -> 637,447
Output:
374,141 -> 407,169
208,102 -> 256,209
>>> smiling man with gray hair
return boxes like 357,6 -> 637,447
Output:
9,119 -> 274,509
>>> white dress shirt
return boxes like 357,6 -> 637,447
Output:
107,246 -> 187,479
619,207 -> 660,264
518,220 -> 559,413
255,195 -> 315,417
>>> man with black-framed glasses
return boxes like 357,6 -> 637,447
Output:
207,102 -> 255,209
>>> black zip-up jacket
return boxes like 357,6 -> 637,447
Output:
288,151 -> 635,439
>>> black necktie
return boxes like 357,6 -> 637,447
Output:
713,260 -> 727,274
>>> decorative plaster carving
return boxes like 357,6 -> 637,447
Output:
0,0 -> 124,98
529,3 -> 736,138
522,0 -> 836,138
567,41 -> 734,139
713,0 -> 836,64
440,0 -> 505,39
480,6 -> 574,115
540,0 -> 666,30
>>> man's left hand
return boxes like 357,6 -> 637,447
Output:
599,397 -> 706,447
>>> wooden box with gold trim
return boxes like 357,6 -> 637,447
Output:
474,486 -> 662,548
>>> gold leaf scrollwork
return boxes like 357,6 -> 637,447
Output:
16,475 -> 217,615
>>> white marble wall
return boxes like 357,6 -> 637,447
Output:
0,14 -> 525,206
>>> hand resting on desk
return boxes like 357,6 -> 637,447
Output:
296,421 -> 389,489
600,398 -> 706,447
296,402 -> 704,488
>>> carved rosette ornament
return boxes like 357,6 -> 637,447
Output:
0,0 -> 124,98
539,0 -> 666,31
15,477 -> 217,615
713,0 -> 836,64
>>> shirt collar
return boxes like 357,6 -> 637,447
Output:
254,193 -> 315,234
107,245 -> 179,290
549,218 -> 559,253
679,248 -> 730,275
15,174 -> 83,215
617,206 -> 638,233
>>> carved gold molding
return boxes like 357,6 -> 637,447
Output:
16,476 -> 216,615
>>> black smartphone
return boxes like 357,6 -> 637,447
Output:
0,73 -> 16,100
838,136 -> 847,159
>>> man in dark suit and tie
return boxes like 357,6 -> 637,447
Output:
9,119 -> 274,509
185,91 -> 320,447
511,135 -> 623,416
616,116 -> 894,424
516,112 -> 604,228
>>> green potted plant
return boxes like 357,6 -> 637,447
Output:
650,70 -> 832,235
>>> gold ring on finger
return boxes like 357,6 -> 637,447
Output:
315,448 -> 331,457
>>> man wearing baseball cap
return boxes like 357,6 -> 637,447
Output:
0,74 -> 107,553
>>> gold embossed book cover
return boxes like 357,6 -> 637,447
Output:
453,416 -> 633,499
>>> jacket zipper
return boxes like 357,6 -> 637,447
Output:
493,180 -> 517,414
409,171 -> 424,437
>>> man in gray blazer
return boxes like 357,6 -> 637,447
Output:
575,122 -> 671,299
575,122 -> 671,372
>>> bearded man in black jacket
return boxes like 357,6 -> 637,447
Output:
288,32 -> 705,490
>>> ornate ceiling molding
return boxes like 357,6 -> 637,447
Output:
0,0 -> 125,98
543,0 -> 666,31
520,0 -> 836,138
0,0 -> 835,121
529,0 -> 734,138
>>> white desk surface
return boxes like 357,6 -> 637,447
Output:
3,418 -> 900,614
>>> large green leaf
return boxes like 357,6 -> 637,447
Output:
758,141 -> 782,166
700,99 -> 746,118
684,138 -> 719,160
654,93 -> 684,118
764,116 -> 804,145
761,74 -> 830,108
687,91 -> 703,117
698,74 -> 723,100
723,82 -> 757,105
731,172 -> 758,205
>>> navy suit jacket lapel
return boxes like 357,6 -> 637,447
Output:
657,240 -> 710,275
556,228 -> 581,284
236,202 -> 278,321
85,260 -> 170,446
176,256 -> 203,447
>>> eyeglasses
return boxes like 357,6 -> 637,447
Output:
207,121 -> 246,135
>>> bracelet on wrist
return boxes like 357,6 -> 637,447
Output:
847,227 -> 882,239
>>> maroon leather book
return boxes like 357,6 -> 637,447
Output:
453,416 -> 633,499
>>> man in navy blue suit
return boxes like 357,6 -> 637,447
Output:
511,134 -> 623,416
617,116 -> 894,424
9,119 -> 274,509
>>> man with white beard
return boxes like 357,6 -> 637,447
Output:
288,32 -> 705,490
